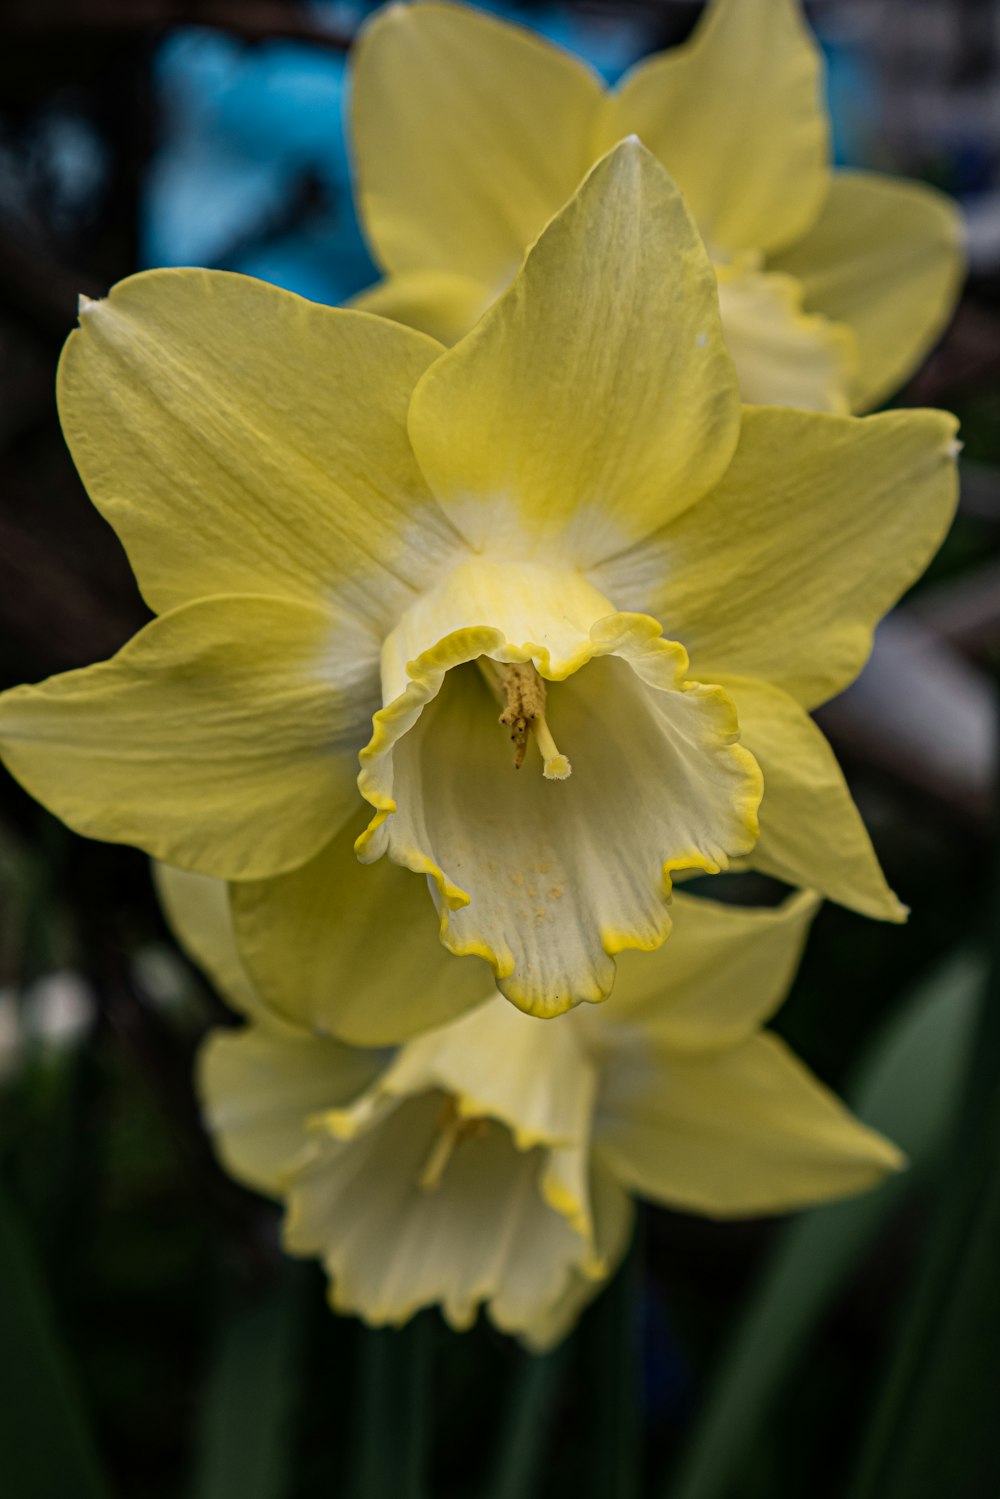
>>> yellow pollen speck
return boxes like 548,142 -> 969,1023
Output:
477,658 -> 572,779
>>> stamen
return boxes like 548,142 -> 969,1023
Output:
418,1098 -> 488,1192
476,659 -> 572,779
534,713 -> 572,780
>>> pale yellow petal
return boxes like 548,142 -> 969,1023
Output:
522,1165 -> 634,1353
60,270 -> 465,627
351,269 -> 494,346
596,1033 -> 903,1218
407,139 -> 740,564
594,405 -> 959,710
197,1025 -> 381,1195
153,863 -> 262,1021
229,814 -> 493,1046
488,1143 -> 605,1339
719,674 -> 905,921
377,556 -> 618,697
376,993 -> 597,1150
0,596 -> 371,879
351,0 -> 602,282
716,265 -> 856,412
601,0 -> 828,256
771,170 -> 965,411
580,889 -> 819,1058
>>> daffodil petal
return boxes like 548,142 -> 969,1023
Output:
376,994 -> 597,1150
351,269 -> 495,346
771,169 -> 965,411
407,139 -> 740,563
716,265 -> 856,412
595,1033 -> 903,1218
520,1164 -> 634,1353
378,556 -> 618,697
352,0 -> 602,283
59,270 -> 464,626
197,1025 -> 383,1195
580,889 -> 819,1058
154,863 -> 262,1021
719,674 -> 905,921
0,596 -> 373,879
595,405 -> 959,710
286,1091 -> 591,1338
229,815 -> 493,1046
601,0 -> 828,256
359,615 -> 761,1017
488,1145 -> 602,1338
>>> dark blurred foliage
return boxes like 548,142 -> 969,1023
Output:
1,3 -> 999,1498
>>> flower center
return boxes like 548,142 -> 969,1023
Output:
418,1096 -> 489,1192
476,658 -> 572,780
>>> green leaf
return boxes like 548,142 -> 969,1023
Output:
850,1144 -> 1000,1499
485,1341 -> 570,1499
847,869 -> 1000,1498
348,1315 -> 433,1499
192,1259 -> 307,1499
0,1176 -> 112,1499
663,951 -> 982,1499
588,1223 -> 643,1499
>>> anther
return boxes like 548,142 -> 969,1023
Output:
477,658 -> 572,779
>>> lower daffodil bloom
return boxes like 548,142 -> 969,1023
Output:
159,862 -> 902,1348
0,142 -> 958,1021
351,0 -> 963,412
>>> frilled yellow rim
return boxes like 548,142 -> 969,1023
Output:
292,1077 -> 608,1329
353,611 -> 763,1009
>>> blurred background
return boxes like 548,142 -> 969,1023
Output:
1,2 -> 998,1496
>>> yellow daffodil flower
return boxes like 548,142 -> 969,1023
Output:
157,860 -> 902,1349
0,143 -> 958,1020
351,0 -> 964,412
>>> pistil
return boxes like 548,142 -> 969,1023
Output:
477,658 -> 572,779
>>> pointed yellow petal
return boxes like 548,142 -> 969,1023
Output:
153,863 -> 262,1021
407,139 -> 740,563
595,405 -> 959,710
582,889 -> 819,1058
197,1025 -> 381,1195
351,269 -> 494,346
58,269 -> 463,626
229,814 -> 494,1046
596,1033 -> 903,1218
772,170 -> 965,411
719,674 -> 906,921
716,265 -> 857,412
601,0 -> 828,256
0,596 -> 370,879
352,0 -> 602,283
377,993 -> 597,1150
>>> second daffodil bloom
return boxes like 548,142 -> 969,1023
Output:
351,0 -> 964,412
156,862 -> 903,1349
0,142 -> 958,1020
